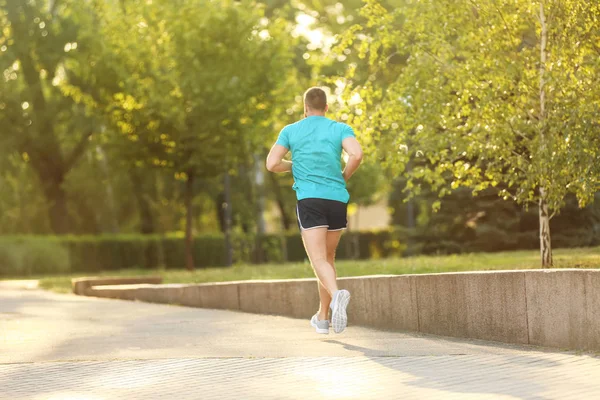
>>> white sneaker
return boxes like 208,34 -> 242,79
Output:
310,313 -> 330,334
330,289 -> 351,334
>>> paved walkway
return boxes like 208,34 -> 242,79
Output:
1,284 -> 599,399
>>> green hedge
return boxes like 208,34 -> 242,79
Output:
63,235 -> 228,273
0,230 -> 417,276
1,225 -> 598,277
0,237 -> 70,276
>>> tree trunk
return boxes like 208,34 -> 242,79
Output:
352,207 -> 361,259
539,2 -> 547,121
539,192 -> 553,268
131,170 -> 155,234
223,172 -> 233,266
185,171 -> 195,271
129,169 -> 158,268
27,150 -> 73,235
254,155 -> 266,264
538,2 -> 552,268
405,161 -> 416,229
254,156 -> 266,235
31,158 -> 70,234
266,174 -> 290,262
215,192 -> 226,233
96,146 -> 119,233
268,173 -> 291,230
43,179 -> 70,235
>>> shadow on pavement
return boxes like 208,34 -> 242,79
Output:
323,338 -> 576,399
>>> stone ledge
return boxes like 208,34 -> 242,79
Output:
77,269 -> 600,351
72,276 -> 162,296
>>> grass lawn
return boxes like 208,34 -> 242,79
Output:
25,246 -> 600,294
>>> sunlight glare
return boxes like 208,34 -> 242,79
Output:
294,362 -> 377,398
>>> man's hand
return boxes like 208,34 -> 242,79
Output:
266,144 -> 292,173
342,170 -> 351,182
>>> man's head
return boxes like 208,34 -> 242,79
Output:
304,87 -> 328,117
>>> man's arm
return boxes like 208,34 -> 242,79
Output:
342,137 -> 363,181
266,144 -> 292,173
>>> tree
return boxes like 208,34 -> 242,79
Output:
0,0 -> 107,233
96,0 -> 295,268
337,0 -> 600,267
0,0 -> 312,240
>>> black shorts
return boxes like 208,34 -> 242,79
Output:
296,198 -> 348,231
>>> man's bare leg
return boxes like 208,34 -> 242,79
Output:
317,230 -> 343,320
301,228 -> 338,304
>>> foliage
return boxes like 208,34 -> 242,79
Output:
336,0 -> 600,265
345,158 -> 388,207
96,0 -> 295,178
0,0 -> 304,237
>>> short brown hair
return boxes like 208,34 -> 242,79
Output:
304,87 -> 327,111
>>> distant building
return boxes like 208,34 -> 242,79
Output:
347,198 -> 391,231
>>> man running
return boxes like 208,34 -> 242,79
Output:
266,87 -> 363,334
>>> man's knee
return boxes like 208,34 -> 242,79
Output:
312,257 -> 335,272
327,250 -> 336,262
311,257 -> 328,265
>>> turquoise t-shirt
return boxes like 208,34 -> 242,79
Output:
276,116 -> 355,203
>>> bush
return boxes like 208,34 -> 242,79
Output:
0,238 -> 70,276
513,231 -> 539,250
467,225 -> 517,253
64,235 -> 153,272
0,221 -> 597,276
552,229 -> 595,249
0,241 -> 21,276
421,240 -> 464,255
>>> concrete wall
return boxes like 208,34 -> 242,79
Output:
78,269 -> 600,351
72,276 -> 162,296
525,270 -> 600,350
